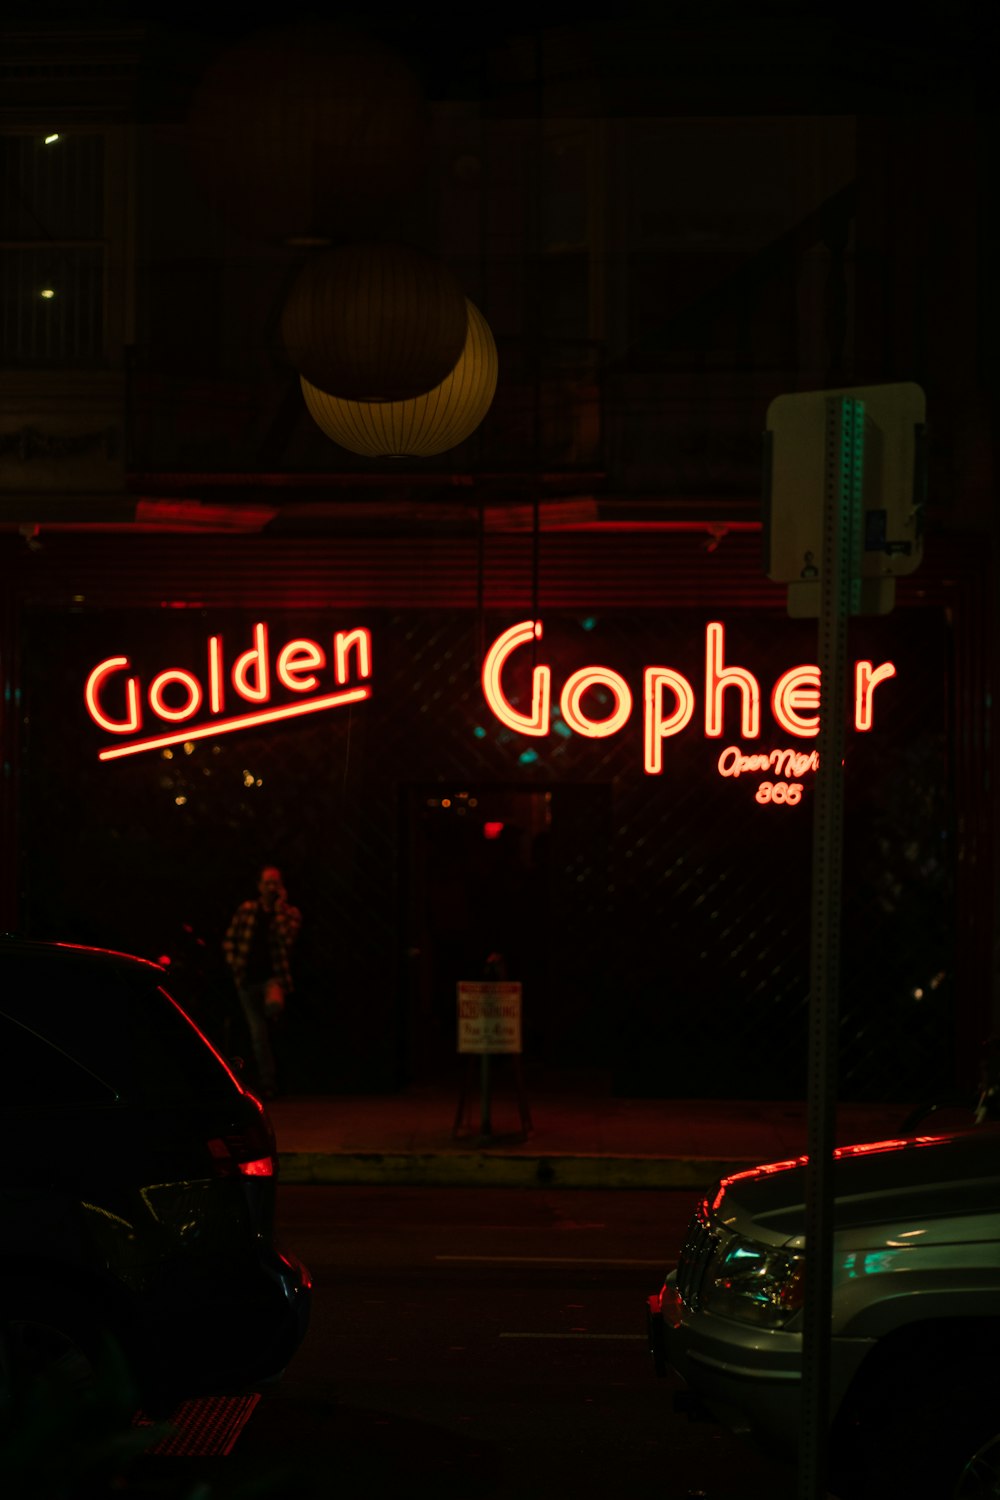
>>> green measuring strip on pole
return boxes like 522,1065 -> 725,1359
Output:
764,381 -> 925,618
842,397 -> 865,618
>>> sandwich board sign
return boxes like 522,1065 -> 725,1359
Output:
457,982 -> 522,1054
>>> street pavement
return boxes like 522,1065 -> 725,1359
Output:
267,1069 -> 910,1189
200,1185 -> 799,1500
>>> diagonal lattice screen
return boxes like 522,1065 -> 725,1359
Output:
20,604 -> 953,1101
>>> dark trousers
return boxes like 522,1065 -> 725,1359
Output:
237,980 -> 277,1094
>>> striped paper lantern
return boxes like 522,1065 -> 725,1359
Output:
301,299 -> 498,458
281,243 -> 468,402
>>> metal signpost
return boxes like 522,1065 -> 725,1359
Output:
763,383 -> 926,1500
799,396 -> 860,1499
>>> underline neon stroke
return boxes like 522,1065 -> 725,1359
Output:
97,687 -> 371,761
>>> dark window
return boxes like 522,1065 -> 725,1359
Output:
0,132 -> 106,365
0,955 -> 238,1105
0,1011 -> 115,1107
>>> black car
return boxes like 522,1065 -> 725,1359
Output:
0,937 -> 310,1411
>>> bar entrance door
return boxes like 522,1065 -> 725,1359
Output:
400,783 -> 610,1084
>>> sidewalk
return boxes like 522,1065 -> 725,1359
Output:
268,1072 -> 910,1190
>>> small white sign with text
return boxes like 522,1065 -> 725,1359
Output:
457,982 -> 522,1054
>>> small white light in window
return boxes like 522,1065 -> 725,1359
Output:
40,288 -> 56,300
44,133 -> 60,145
183,741 -> 194,755
175,795 -> 187,806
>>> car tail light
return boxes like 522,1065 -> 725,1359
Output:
237,1156 -> 275,1177
206,1116 -> 277,1179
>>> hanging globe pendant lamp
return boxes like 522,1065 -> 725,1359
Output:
301,298 -> 498,458
281,242 -> 468,402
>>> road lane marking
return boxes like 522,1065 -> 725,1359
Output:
499,1332 -> 647,1340
435,1255 -> 671,1267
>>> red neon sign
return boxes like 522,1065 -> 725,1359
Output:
85,622 -> 372,760
482,621 -> 896,777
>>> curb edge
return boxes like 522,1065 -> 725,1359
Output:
277,1151 -> 756,1189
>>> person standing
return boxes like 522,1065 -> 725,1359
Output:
223,866 -> 302,1098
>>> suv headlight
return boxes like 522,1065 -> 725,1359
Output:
701,1236 -> 805,1329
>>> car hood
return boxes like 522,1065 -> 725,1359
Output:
713,1126 -> 1000,1242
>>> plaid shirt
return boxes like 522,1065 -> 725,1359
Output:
224,899 -> 302,993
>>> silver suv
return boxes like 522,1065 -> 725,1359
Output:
647,1127 -> 1000,1499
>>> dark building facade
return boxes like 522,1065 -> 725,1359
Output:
1,8 -> 995,1101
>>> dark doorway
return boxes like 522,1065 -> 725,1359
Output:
399,783 -> 612,1084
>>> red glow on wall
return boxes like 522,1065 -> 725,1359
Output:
483,821 -> 504,839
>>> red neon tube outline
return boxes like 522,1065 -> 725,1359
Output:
335,627 -> 372,685
97,687 -> 370,761
855,661 -> 897,731
233,621 -> 270,703
705,622 -> 760,739
771,666 -> 821,738
560,667 -> 632,738
85,657 -> 141,734
481,620 -> 550,737
148,668 -> 203,723
277,639 -> 325,693
643,667 -> 696,775
208,636 -> 224,714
